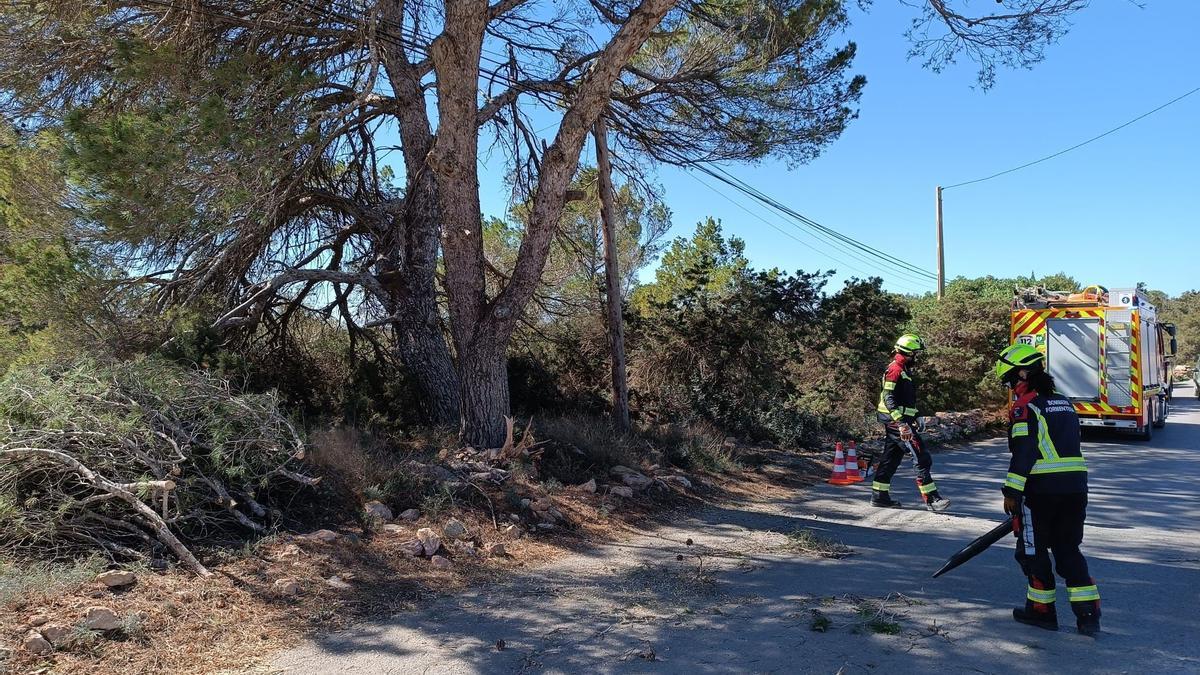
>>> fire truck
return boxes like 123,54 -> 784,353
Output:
1010,285 -> 1177,440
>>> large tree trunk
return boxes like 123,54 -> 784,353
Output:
377,16 -> 462,426
430,2 -> 509,446
386,174 -> 461,427
430,0 -> 676,446
457,336 -> 509,448
390,304 -> 460,425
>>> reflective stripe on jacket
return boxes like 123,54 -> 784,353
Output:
1004,388 -> 1087,496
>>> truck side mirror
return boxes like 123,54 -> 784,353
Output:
1170,338 -> 1178,355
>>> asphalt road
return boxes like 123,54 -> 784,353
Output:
273,385 -> 1200,674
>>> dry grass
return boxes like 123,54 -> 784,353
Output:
0,421 -> 831,674
0,515 -> 554,674
0,453 -> 695,674
783,529 -> 855,559
535,415 -> 642,469
0,556 -> 108,608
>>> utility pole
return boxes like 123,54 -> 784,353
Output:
593,114 -> 630,431
935,185 -> 945,300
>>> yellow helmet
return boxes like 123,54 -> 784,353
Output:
994,343 -> 1044,382
894,334 -> 926,355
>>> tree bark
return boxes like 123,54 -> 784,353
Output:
379,12 -> 462,426
430,1 -> 505,446
456,334 -> 510,448
384,175 -> 461,426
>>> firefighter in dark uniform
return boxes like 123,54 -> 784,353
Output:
872,334 -> 950,511
995,344 -> 1101,635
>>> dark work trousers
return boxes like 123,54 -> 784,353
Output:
873,421 -> 937,501
1014,492 -> 1100,621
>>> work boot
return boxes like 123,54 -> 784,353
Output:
1076,614 -> 1100,636
926,493 -> 951,512
1013,607 -> 1058,631
871,490 -> 902,508
1073,601 -> 1101,636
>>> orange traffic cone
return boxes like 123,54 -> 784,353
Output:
845,441 -> 864,483
828,441 -> 855,485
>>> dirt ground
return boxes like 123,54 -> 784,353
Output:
1,444 -> 828,674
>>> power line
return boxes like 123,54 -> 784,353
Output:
698,163 -> 940,281
682,169 -> 934,294
944,86 -> 1200,190
662,151 -> 939,281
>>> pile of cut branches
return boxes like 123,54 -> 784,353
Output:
0,358 -> 317,575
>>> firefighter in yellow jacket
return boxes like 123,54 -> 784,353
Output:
873,334 -> 950,511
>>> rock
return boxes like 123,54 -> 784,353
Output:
39,624 -> 73,646
485,542 -> 507,558
81,606 -> 122,631
546,507 -> 566,523
621,473 -> 653,490
325,575 -> 352,590
274,578 -> 301,596
306,529 -> 340,543
454,541 -> 480,559
26,615 -> 48,628
469,469 -> 510,485
381,523 -> 407,536
577,478 -> 597,493
430,555 -> 453,570
403,461 -> 459,484
610,466 -> 653,490
416,527 -> 442,556
535,523 -> 556,531
442,518 -> 469,540
398,508 -> 421,522
22,631 -> 52,655
398,539 -> 425,557
96,570 -> 136,588
508,513 -> 520,523
609,486 -> 634,499
520,498 -> 532,510
275,544 -> 302,562
364,500 -> 394,521
661,475 -> 693,490
531,498 -> 554,512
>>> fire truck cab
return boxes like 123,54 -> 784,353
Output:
1010,285 -> 1177,440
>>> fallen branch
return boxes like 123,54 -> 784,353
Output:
1,447 -> 211,576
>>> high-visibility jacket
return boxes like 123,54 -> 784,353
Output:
877,353 -> 918,422
1003,385 -> 1088,497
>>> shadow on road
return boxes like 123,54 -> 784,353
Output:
274,387 -> 1200,674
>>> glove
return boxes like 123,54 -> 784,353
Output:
898,423 -> 914,442
1003,494 -> 1022,515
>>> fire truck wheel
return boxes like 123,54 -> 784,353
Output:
1152,397 -> 1166,429
1133,419 -> 1153,441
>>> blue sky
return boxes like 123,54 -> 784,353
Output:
474,1 -> 1200,297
